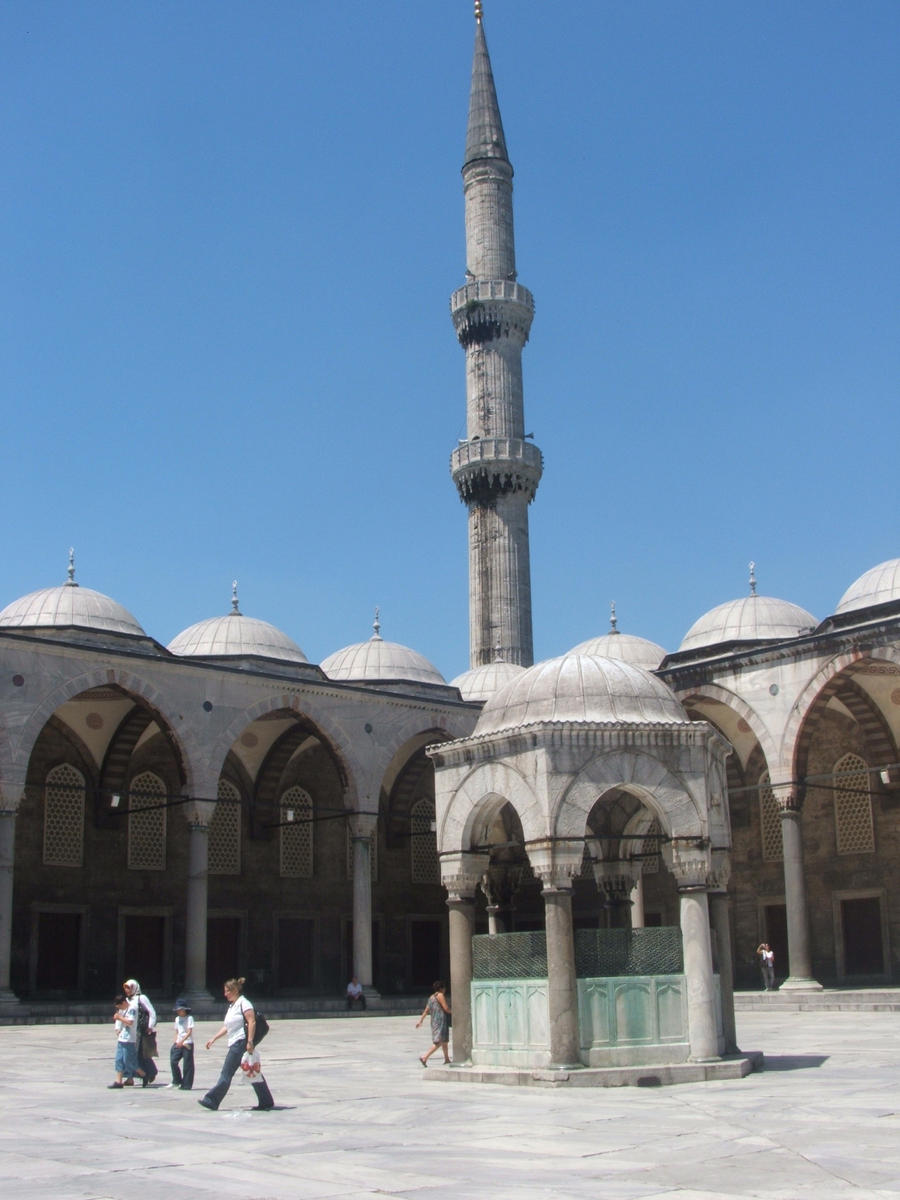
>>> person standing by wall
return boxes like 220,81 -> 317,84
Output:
756,943 -> 776,990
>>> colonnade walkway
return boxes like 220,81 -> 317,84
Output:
0,1008 -> 898,1198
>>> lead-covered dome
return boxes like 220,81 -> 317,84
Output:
475,653 -> 687,736
679,595 -> 817,652
570,604 -> 666,670
836,558 -> 900,615
321,613 -> 444,685
678,567 -> 815,653
0,555 -> 145,637
451,660 -> 526,701
168,585 -> 308,664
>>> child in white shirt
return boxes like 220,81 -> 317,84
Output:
169,999 -> 195,1089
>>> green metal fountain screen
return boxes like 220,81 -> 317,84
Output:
472,927 -> 683,980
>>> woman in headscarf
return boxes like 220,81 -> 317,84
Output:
199,976 -> 274,1111
123,979 -> 158,1086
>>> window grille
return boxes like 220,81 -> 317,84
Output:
834,753 -> 874,854
127,771 -> 167,870
43,763 -> 85,867
410,798 -> 438,883
759,771 -> 783,862
209,779 -> 241,875
641,819 -> 661,874
280,786 -> 313,878
347,826 -> 378,882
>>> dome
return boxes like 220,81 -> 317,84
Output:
679,594 -> 817,653
571,632 -> 666,671
167,584 -> 308,663
321,613 -> 444,685
451,660 -> 526,701
836,558 -> 900,615
475,653 -> 687,736
0,556 -> 145,638
168,614 -> 308,663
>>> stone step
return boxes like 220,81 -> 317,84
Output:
734,987 -> 900,1012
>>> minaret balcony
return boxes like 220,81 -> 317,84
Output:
451,281 -> 534,348
451,437 -> 543,503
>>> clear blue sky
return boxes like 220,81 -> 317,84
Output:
3,1 -> 898,680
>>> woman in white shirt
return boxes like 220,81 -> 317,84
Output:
198,976 -> 274,1111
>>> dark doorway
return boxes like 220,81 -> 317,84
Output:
410,918 -> 442,989
36,911 -> 81,992
124,915 -> 165,991
277,918 -> 314,990
841,896 -> 884,976
763,904 -> 788,982
207,917 -> 242,989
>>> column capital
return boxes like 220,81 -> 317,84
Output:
664,841 -> 713,892
592,859 -> 637,902
529,838 -> 583,890
349,810 -> 378,839
777,788 -> 804,815
441,850 -> 489,901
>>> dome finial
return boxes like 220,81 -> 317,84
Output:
372,606 -> 382,641
494,639 -> 504,663
66,547 -> 78,588
231,580 -> 241,616
749,561 -> 757,597
609,601 -> 619,633
474,0 -> 483,22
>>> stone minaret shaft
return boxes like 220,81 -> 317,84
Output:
451,12 -> 542,668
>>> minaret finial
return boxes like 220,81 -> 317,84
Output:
749,561 -> 757,596
609,601 -> 619,633
372,607 -> 382,640
231,580 -> 241,615
474,0 -> 483,21
65,547 -> 77,586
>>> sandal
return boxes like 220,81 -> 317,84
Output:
418,1056 -> 427,1067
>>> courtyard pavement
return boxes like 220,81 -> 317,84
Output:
0,1008 -> 898,1199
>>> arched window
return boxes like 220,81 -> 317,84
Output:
833,753 -> 874,854
43,763 -> 85,867
641,819 -> 661,874
127,771 -> 167,870
280,786 -> 313,878
759,771 -> 783,862
209,779 -> 241,875
410,798 -> 438,883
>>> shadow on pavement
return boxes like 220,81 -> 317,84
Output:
761,1054 -> 828,1071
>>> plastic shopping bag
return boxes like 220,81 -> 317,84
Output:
239,1049 -> 263,1083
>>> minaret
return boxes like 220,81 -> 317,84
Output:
451,2 -> 542,668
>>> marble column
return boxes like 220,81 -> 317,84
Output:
351,834 -> 374,990
349,811 -> 378,996
542,885 -> 581,1068
778,794 -> 822,990
0,800 -> 21,1008
679,888 -> 721,1061
447,894 -> 475,1063
184,819 -> 213,1004
708,891 -> 738,1054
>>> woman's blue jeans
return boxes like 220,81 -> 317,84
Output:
201,1037 -> 274,1110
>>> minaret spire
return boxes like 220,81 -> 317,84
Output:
450,9 -> 542,668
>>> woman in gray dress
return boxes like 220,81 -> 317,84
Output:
416,980 -> 451,1066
